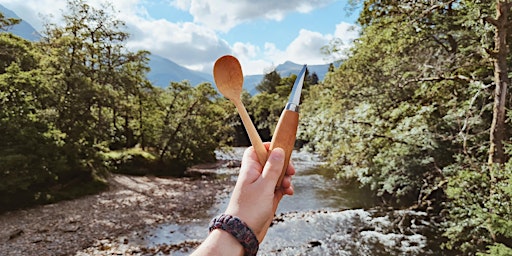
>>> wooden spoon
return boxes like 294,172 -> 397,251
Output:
213,55 -> 267,166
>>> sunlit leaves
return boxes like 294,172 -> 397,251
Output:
140,81 -> 232,174
300,0 -> 496,208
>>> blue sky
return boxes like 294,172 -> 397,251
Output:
0,0 -> 361,75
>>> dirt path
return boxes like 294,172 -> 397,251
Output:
0,170 -> 234,256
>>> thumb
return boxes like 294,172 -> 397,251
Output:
260,148 -> 285,187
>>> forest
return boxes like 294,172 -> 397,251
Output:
1,0 -> 511,255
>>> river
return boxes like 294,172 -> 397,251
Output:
130,148 -> 442,255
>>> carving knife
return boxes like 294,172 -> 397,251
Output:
269,64 -> 307,188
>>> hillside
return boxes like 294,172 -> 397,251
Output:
0,4 -> 41,41
147,54 -> 214,87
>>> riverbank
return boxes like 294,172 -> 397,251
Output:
0,168 -> 234,256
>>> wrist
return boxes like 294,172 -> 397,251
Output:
191,229 -> 243,256
211,229 -> 245,255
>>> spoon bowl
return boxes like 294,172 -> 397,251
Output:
213,55 -> 244,101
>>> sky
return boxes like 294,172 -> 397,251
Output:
0,0 -> 361,75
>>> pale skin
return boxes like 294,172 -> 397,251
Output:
191,143 -> 296,256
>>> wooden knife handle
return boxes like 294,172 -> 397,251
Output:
269,109 -> 299,188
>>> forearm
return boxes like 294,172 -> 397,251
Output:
191,229 -> 244,256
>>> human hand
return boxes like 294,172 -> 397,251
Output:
224,143 -> 295,243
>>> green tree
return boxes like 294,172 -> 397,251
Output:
256,69 -> 281,94
442,1 -> 512,254
485,1 -> 511,165
141,81 -> 232,175
0,32 -> 104,210
302,0 -> 481,204
40,0 -> 150,160
0,12 -> 20,31
302,0 -> 511,254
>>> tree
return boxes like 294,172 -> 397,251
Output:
0,33 -> 38,73
141,82 -> 232,175
485,1 -> 511,165
301,1 -> 512,254
0,32 -> 95,210
40,0 -> 150,154
0,12 -> 20,31
302,0 -> 486,204
256,69 -> 281,94
249,68 -> 315,142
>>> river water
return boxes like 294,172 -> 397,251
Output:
132,148 -> 441,255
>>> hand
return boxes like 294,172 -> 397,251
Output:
224,143 -> 295,242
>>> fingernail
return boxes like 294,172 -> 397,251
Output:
270,148 -> 285,161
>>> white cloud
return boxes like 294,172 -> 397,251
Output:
171,0 -> 334,32
232,42 -> 272,75
0,0 -> 359,75
0,0 -> 67,30
235,22 -> 360,75
0,0 -> 232,73
285,29 -> 331,65
124,18 -> 231,72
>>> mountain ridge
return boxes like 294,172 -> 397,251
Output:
0,4 -> 41,41
0,4 -> 333,94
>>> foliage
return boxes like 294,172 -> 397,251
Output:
248,67 -> 318,142
101,147 -> 156,176
300,0 -> 511,254
444,160 -> 512,255
140,82 -> 232,176
0,0 -> 231,211
0,34 -> 106,210
302,0 -> 492,204
0,12 -> 20,30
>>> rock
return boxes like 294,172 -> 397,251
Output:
226,160 -> 241,168
8,229 -> 23,240
309,240 -> 322,247
60,224 -> 81,232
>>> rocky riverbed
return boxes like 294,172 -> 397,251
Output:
0,167 -> 233,256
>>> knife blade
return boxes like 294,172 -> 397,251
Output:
269,64 -> 307,188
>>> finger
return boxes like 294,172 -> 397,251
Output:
280,175 -> 292,189
239,146 -> 264,184
260,148 -> 285,187
283,184 -> 294,196
242,146 -> 261,167
279,175 -> 294,196
286,161 -> 296,176
262,142 -> 294,176
263,142 -> 271,150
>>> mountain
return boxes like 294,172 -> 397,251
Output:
0,4 -> 41,41
243,61 -> 334,95
146,57 -> 334,95
147,54 -> 213,87
1,4 -> 335,94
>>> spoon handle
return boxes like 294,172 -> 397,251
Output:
233,100 -> 267,166
269,109 -> 299,188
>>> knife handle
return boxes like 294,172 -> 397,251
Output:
269,109 -> 299,188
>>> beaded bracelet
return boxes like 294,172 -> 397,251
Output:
208,213 -> 259,256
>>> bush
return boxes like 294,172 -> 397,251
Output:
443,159 -> 512,255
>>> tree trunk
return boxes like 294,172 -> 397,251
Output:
487,1 -> 511,165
